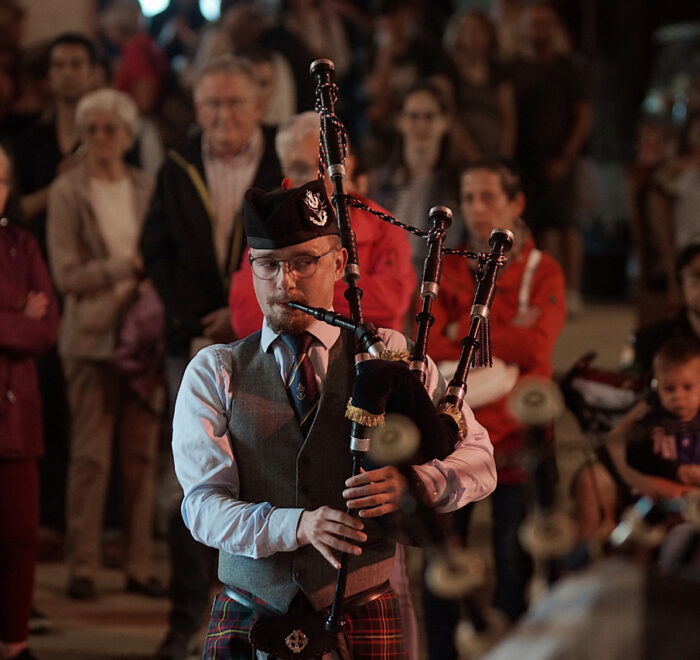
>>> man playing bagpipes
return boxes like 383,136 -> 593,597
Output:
171,178 -> 496,658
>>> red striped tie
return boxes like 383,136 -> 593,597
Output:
279,333 -> 320,435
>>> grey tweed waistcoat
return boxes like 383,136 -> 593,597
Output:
218,331 -> 396,612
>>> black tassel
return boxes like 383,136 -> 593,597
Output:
473,317 -> 492,368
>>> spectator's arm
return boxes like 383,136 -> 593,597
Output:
490,257 -> 567,369
605,401 -> 693,498
497,80 -> 517,158
47,180 -> 137,295
0,234 -> 60,355
139,165 -> 175,308
560,99 -> 593,163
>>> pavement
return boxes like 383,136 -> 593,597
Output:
28,299 -> 638,660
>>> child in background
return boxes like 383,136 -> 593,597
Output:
575,337 -> 700,540
609,336 -> 700,496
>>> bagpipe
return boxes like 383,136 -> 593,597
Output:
279,59 -> 515,655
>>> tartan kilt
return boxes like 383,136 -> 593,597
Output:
202,589 -> 407,659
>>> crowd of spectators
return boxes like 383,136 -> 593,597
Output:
0,0 -> 699,659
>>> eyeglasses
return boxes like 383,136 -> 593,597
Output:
249,247 -> 338,280
85,123 -> 120,137
198,97 -> 251,113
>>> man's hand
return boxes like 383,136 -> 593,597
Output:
343,466 -> 408,518
296,506 -> 366,569
23,291 -> 49,319
201,307 -> 236,343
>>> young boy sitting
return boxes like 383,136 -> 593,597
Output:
575,336 -> 700,540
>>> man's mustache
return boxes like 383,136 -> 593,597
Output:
267,293 -> 308,306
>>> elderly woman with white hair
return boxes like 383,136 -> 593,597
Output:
47,88 -> 164,600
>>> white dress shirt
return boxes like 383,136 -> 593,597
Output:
172,318 -> 496,558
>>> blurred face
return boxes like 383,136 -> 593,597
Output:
82,112 -> 132,165
460,169 -> 523,246
281,132 -> 319,186
195,71 -> 263,158
48,44 -> 94,103
454,14 -> 492,57
250,236 -> 346,334
681,254 -> 700,317
251,60 -> 275,110
655,359 -> 700,422
521,5 -> 557,53
0,149 -> 10,215
280,131 -> 344,198
398,90 -> 448,149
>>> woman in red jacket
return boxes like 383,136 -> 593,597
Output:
0,145 -> 60,660
424,160 -> 567,657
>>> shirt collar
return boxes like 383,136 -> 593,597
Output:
202,125 -> 263,164
260,312 -> 341,354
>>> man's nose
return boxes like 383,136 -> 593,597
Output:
275,262 -> 295,288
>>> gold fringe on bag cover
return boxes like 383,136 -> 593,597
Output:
345,399 -> 386,427
437,402 -> 467,439
375,349 -> 411,363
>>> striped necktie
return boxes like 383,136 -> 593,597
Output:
279,332 -> 320,436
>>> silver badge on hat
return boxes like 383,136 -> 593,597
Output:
304,190 -> 328,227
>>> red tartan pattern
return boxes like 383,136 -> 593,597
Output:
202,590 -> 407,659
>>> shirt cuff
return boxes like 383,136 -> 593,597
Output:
268,507 -> 305,552
411,464 -> 446,508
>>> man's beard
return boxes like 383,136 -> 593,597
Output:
264,293 -> 312,335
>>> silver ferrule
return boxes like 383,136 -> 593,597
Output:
409,360 -> 427,382
354,352 -> 371,364
328,163 -> 345,177
420,281 -> 439,300
350,436 -> 371,453
446,385 -> 466,403
367,340 -> 386,359
470,304 -> 490,320
345,263 -> 360,278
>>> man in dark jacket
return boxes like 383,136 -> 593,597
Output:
139,54 -> 282,660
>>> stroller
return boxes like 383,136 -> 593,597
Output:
560,351 -> 645,443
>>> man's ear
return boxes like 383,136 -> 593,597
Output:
334,246 -> 348,282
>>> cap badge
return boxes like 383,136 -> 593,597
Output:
304,189 -> 328,227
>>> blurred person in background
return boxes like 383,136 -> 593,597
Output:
424,160 -> 566,656
510,1 -> 592,317
13,31 -> 97,555
0,143 -> 60,660
360,0 -> 450,167
237,45 -> 296,126
627,117 -> 680,325
99,0 -> 168,175
441,9 -> 517,162
367,81 -> 464,283
46,89 -> 164,601
229,110 -> 416,339
16,33 -> 97,249
140,54 -> 282,660
627,240 -> 700,380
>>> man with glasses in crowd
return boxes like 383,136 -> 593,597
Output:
140,53 -> 282,659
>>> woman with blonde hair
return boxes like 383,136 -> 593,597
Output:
47,88 -> 164,600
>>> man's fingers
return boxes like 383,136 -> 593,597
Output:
314,543 -> 341,569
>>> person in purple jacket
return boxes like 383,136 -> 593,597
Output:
0,144 -> 60,660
